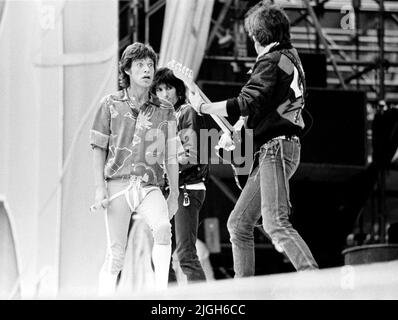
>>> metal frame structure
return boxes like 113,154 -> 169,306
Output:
119,0 -> 398,97
119,0 -> 141,53
302,0 -> 347,89
205,0 -> 398,96
144,0 -> 165,45
284,0 -> 397,247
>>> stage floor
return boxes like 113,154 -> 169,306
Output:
56,260 -> 398,300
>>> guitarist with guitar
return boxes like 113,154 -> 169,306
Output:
188,2 -> 319,276
152,67 -> 209,284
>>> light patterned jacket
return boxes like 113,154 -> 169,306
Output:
90,89 -> 178,187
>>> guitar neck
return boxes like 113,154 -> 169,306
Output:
192,83 -> 234,134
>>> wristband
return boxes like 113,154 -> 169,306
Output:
198,102 -> 205,116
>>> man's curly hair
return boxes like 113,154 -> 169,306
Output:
118,42 -> 158,89
151,67 -> 187,108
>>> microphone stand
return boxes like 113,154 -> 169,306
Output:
375,0 -> 388,243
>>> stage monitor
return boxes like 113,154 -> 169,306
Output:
299,52 -> 327,88
301,87 -> 369,167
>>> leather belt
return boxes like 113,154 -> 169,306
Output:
270,135 -> 299,142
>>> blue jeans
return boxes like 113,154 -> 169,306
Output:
227,138 -> 318,277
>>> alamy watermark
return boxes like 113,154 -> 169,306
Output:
340,4 -> 356,30
340,265 -> 356,290
142,123 -> 254,175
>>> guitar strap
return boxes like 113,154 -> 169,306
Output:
215,147 -> 244,190
280,49 -> 307,100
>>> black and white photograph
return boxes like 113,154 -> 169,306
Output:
1,0 -> 398,309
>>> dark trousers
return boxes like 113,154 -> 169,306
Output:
169,189 -> 206,283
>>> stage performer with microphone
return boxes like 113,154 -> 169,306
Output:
90,42 -> 179,295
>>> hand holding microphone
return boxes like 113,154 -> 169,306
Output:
90,198 -> 110,212
90,185 -> 110,212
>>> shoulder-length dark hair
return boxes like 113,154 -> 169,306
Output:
244,1 -> 291,46
118,42 -> 158,89
151,67 -> 187,107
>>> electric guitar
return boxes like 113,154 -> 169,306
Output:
166,60 -> 236,136
167,60 -> 248,189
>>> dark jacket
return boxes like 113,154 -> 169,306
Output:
176,104 -> 209,186
226,43 -> 306,153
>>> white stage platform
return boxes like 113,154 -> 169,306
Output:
56,260 -> 398,300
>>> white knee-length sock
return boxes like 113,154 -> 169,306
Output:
152,243 -> 171,290
98,267 -> 118,297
